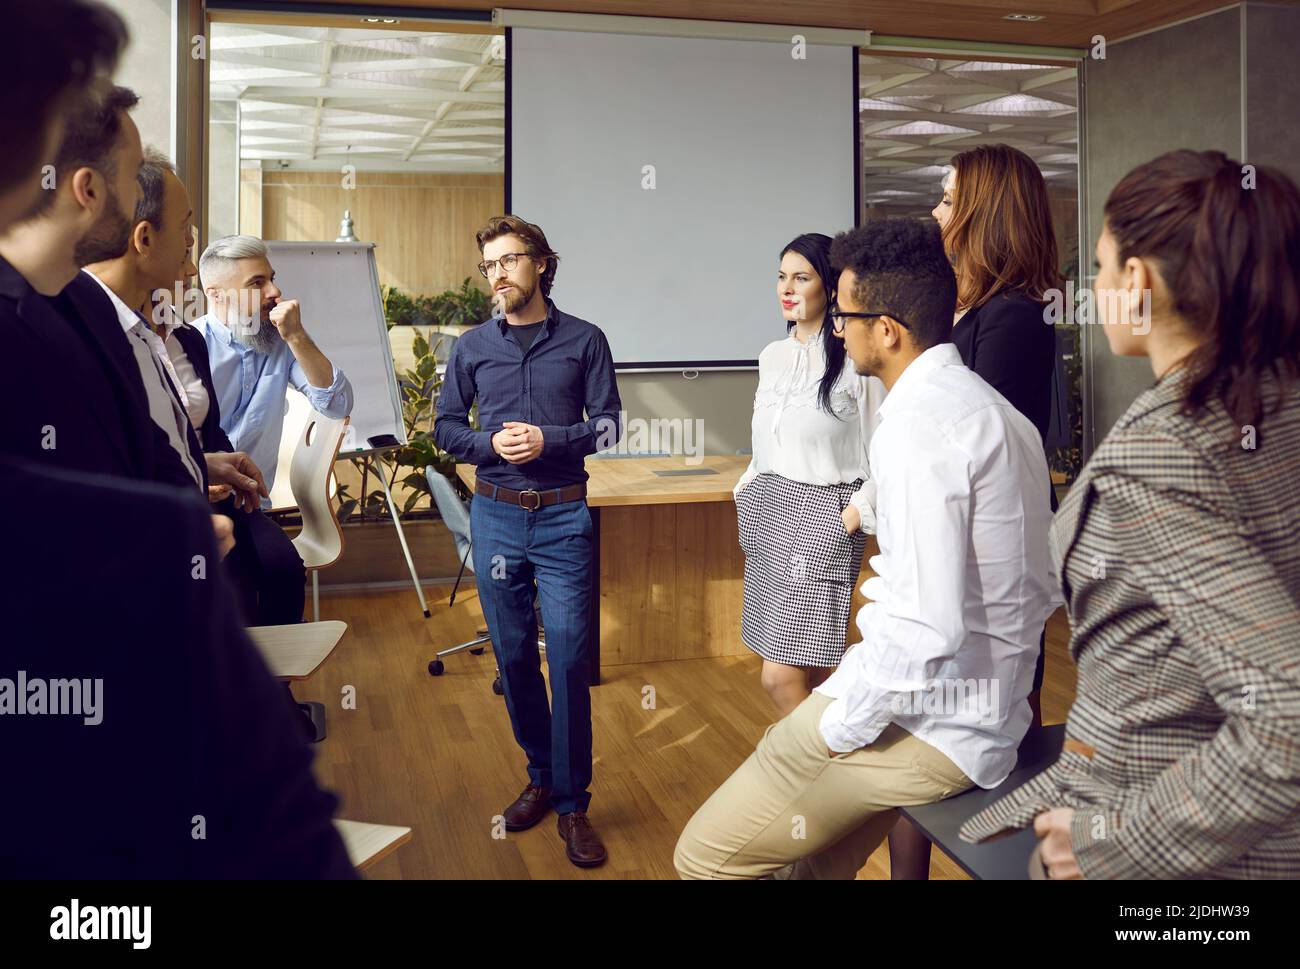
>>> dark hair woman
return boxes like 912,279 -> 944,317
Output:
961,150 -> 1300,879
735,232 -> 885,717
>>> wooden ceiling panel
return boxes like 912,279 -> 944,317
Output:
258,0 -> 1297,48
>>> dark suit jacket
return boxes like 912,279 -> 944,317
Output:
951,289 -> 1056,442
63,269 -> 208,490
0,455 -> 355,878
0,256 -> 198,491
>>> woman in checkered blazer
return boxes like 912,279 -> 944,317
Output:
959,150 -> 1300,878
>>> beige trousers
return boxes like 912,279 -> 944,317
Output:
675,692 -> 974,879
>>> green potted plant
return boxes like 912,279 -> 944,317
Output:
335,319 -> 477,521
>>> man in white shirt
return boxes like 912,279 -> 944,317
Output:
676,218 -> 1056,879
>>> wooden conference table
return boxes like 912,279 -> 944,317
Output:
455,455 -> 875,683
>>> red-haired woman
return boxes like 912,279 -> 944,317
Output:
933,144 -> 1061,441
888,144 -> 1064,879
961,150 -> 1300,878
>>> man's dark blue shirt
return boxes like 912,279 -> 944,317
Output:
434,299 -> 621,490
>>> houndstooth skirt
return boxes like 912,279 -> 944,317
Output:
735,472 -> 867,668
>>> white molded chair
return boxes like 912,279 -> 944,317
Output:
248,620 -> 348,680
268,393 -> 314,512
290,412 -> 350,622
248,412 -> 348,743
334,819 -> 412,872
247,620 -> 348,743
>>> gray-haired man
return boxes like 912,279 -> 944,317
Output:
195,235 -> 353,498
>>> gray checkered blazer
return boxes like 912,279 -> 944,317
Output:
959,369 -> 1300,878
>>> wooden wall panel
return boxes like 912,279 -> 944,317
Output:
238,167 -> 262,238
254,170 -> 504,297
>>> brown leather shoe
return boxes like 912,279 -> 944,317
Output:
557,810 -> 607,868
502,784 -> 552,831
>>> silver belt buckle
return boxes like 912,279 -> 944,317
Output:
519,489 -> 541,512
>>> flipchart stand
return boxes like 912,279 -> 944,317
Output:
346,435 -> 430,619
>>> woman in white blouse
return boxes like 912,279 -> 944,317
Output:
735,233 -> 886,716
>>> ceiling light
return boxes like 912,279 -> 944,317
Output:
872,121 -> 979,136
1003,13 -> 1045,22
952,94 -> 1070,115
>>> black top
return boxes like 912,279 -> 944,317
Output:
508,320 -> 546,353
434,299 -> 622,490
0,455 -> 355,878
951,288 -> 1056,441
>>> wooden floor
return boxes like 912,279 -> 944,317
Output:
301,581 -> 1077,879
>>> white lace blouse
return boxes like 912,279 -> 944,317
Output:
735,332 -> 886,525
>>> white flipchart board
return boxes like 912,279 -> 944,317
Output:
262,242 -> 405,509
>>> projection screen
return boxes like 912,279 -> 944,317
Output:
508,27 -> 858,369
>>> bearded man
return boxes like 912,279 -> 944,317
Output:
195,234 -> 353,501
434,214 -> 621,868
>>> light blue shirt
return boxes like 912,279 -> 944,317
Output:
195,313 -> 353,496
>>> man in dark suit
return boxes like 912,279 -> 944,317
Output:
0,85 -> 156,475
0,86 -> 262,549
87,148 -> 305,625
0,21 -> 354,877
0,455 -> 355,877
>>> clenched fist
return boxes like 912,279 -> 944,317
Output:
267,298 -> 304,341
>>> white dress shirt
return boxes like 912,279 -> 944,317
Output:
83,271 -> 203,487
814,342 -> 1058,788
736,332 -> 886,525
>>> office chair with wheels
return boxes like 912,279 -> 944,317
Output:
426,464 -> 474,608
424,467 -> 544,696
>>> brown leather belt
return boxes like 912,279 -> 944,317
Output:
1064,737 -> 1096,760
475,478 -> 586,511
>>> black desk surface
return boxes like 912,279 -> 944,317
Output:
899,724 -> 1065,880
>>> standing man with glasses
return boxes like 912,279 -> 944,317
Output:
675,219 -> 1055,879
435,214 -> 621,868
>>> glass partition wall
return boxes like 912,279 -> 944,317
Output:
859,53 -> 1082,483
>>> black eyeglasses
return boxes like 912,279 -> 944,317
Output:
478,252 -> 531,279
828,309 -> 910,334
